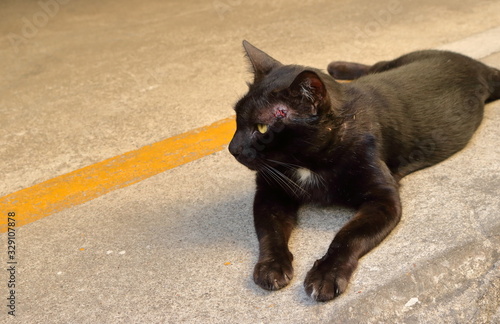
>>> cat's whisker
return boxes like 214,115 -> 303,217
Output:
267,159 -> 300,169
261,165 -> 286,192
262,165 -> 298,196
261,163 -> 309,198
259,166 -> 274,186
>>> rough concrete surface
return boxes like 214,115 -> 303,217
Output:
1,0 -> 499,323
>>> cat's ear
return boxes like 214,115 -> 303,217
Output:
243,40 -> 282,81
289,71 -> 327,115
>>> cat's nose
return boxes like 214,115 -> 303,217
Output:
229,131 -> 246,158
228,137 -> 258,170
228,139 -> 242,158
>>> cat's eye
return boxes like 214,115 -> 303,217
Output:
256,124 -> 269,134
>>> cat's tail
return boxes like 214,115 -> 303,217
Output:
488,67 -> 500,102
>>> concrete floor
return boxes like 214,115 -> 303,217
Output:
1,0 -> 499,323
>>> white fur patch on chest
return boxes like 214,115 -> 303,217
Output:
295,168 -> 314,186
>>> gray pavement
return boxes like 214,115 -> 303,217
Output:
1,0 -> 499,323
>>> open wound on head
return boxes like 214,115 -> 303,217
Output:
273,105 -> 288,119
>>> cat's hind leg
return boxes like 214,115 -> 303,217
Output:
327,61 -> 371,80
327,50 -> 447,80
327,59 -> 399,80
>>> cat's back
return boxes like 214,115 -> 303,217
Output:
347,50 -> 491,122
341,50 -> 493,176
352,50 -> 487,97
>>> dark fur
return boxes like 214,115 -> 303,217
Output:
229,40 -> 500,302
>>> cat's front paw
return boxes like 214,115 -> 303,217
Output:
253,257 -> 293,291
303,258 -> 357,302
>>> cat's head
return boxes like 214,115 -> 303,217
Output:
229,41 -> 343,170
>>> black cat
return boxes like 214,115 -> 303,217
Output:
228,40 -> 500,302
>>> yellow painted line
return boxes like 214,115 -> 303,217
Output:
0,116 -> 236,233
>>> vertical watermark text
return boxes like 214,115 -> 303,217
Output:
6,212 -> 17,317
